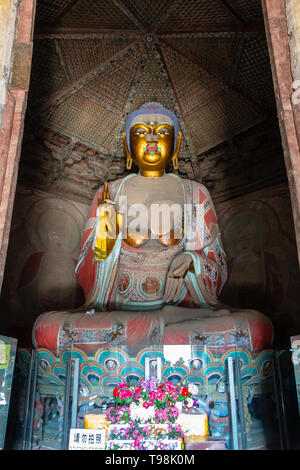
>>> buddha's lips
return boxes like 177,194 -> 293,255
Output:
146,145 -> 158,152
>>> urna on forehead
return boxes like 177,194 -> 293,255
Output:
125,102 -> 179,150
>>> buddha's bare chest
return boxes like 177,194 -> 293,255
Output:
121,176 -> 184,209
119,175 -> 184,248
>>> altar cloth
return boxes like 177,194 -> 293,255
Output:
32,307 -> 273,355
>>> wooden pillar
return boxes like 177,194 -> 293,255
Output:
262,0 -> 300,267
0,0 -> 36,292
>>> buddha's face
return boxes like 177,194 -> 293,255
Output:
129,121 -> 175,173
234,223 -> 257,253
47,225 -> 70,251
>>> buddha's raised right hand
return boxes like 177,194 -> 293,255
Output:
93,184 -> 123,261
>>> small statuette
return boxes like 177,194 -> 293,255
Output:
85,308 -> 95,315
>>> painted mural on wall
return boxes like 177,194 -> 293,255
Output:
217,183 -> 300,345
1,187 -> 89,326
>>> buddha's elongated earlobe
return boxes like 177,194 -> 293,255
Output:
172,131 -> 182,171
126,155 -> 133,170
172,154 -> 178,170
122,132 -> 133,170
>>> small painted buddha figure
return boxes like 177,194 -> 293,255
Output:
33,103 -> 273,354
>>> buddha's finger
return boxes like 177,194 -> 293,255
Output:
163,277 -> 174,302
167,278 -> 178,303
173,278 -> 184,303
173,260 -> 190,277
103,199 -> 116,205
164,278 -> 176,303
106,221 -> 117,238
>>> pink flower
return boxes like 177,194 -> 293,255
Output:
144,426 -> 150,435
165,382 -> 176,393
155,408 -> 167,422
118,389 -> 133,399
134,435 -> 142,449
155,390 -> 165,400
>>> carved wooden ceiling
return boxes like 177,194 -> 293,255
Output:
20,0 -> 286,204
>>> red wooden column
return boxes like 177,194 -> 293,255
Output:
262,0 -> 300,266
0,0 -> 36,291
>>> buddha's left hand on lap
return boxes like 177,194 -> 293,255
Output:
163,253 -> 192,303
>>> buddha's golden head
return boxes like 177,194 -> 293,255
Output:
123,102 -> 182,177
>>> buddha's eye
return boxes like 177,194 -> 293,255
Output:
135,129 -> 147,135
157,129 -> 169,135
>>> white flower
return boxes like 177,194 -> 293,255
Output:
186,397 -> 194,408
188,383 -> 198,395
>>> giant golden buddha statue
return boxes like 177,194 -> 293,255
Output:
33,103 -> 273,355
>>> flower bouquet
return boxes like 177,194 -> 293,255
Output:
105,377 -> 202,449
107,378 -> 205,449
98,377 -> 210,450
111,377 -> 199,418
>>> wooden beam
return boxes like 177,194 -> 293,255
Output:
34,22 -> 265,38
262,0 -> 300,266
34,27 -> 143,39
218,0 -> 245,24
111,0 -> 147,32
155,22 -> 265,34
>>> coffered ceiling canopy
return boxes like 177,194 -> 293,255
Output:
27,0 -> 276,165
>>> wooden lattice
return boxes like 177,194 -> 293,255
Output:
234,36 -> 276,110
28,39 -> 69,105
185,91 -> 259,154
35,0 -> 74,26
79,47 -> 141,114
41,93 -> 120,153
225,0 -> 263,23
58,37 -> 135,82
125,0 -> 173,28
162,45 -> 224,116
156,0 -> 236,30
162,34 -> 242,82
59,0 -> 138,29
